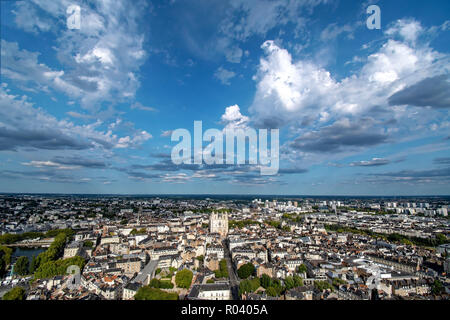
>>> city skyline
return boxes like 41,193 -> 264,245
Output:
1,0 -> 449,195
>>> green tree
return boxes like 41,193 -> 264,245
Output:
271,279 -> 283,295
29,255 -> 39,274
0,257 -> 5,278
214,259 -> 229,278
83,240 -> 94,248
260,274 -> 272,288
249,277 -> 260,291
134,287 -> 178,300
293,274 -> 303,287
239,277 -> 261,296
3,287 -> 25,300
159,280 -> 174,289
314,280 -> 333,292
175,269 -> 193,289
239,279 -> 252,296
34,256 -> 85,280
284,276 -> 295,290
332,278 -> 347,286
431,280 -> 444,295
0,245 -> 13,277
237,263 -> 255,279
436,233 -> 447,245
266,287 -> 278,297
15,256 -> 29,276
297,264 -> 307,274
149,278 -> 160,288
0,245 -> 13,265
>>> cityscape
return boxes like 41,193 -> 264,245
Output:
0,194 -> 449,300
0,0 -> 450,308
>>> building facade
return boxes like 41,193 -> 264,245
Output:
209,212 -> 228,238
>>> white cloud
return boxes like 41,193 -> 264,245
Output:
221,105 -> 250,130
115,131 -> 152,149
222,0 -> 324,41
225,46 -> 243,63
10,0 -> 149,109
161,130 -> 173,137
0,86 -> 151,151
320,23 -> 355,41
12,1 -> 53,34
385,19 -> 423,44
130,102 -> 158,112
214,67 -> 236,85
21,160 -> 79,170
249,20 -> 448,130
249,40 -> 336,127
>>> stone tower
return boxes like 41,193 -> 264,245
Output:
209,212 -> 228,237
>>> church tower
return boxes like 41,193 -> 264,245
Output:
209,212 -> 228,237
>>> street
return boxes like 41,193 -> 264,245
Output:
223,239 -> 240,300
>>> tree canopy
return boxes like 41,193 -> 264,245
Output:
134,286 -> 178,300
3,287 -> 25,300
237,263 -> 255,279
239,277 -> 260,296
15,256 -> 29,276
149,278 -> 174,289
314,280 -> 334,292
297,264 -> 307,274
175,269 -> 193,289
0,245 -> 13,277
260,274 -> 272,288
214,259 -> 229,278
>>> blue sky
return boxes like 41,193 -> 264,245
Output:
0,0 -> 449,195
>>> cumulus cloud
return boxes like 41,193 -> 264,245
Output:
249,40 -> 336,128
250,21 -> 447,128
248,19 -> 449,162
115,131 -> 152,149
10,0 -> 149,109
221,104 -> 250,130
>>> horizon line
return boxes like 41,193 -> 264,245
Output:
1,192 -> 449,198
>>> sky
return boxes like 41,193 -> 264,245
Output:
0,0 -> 449,195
